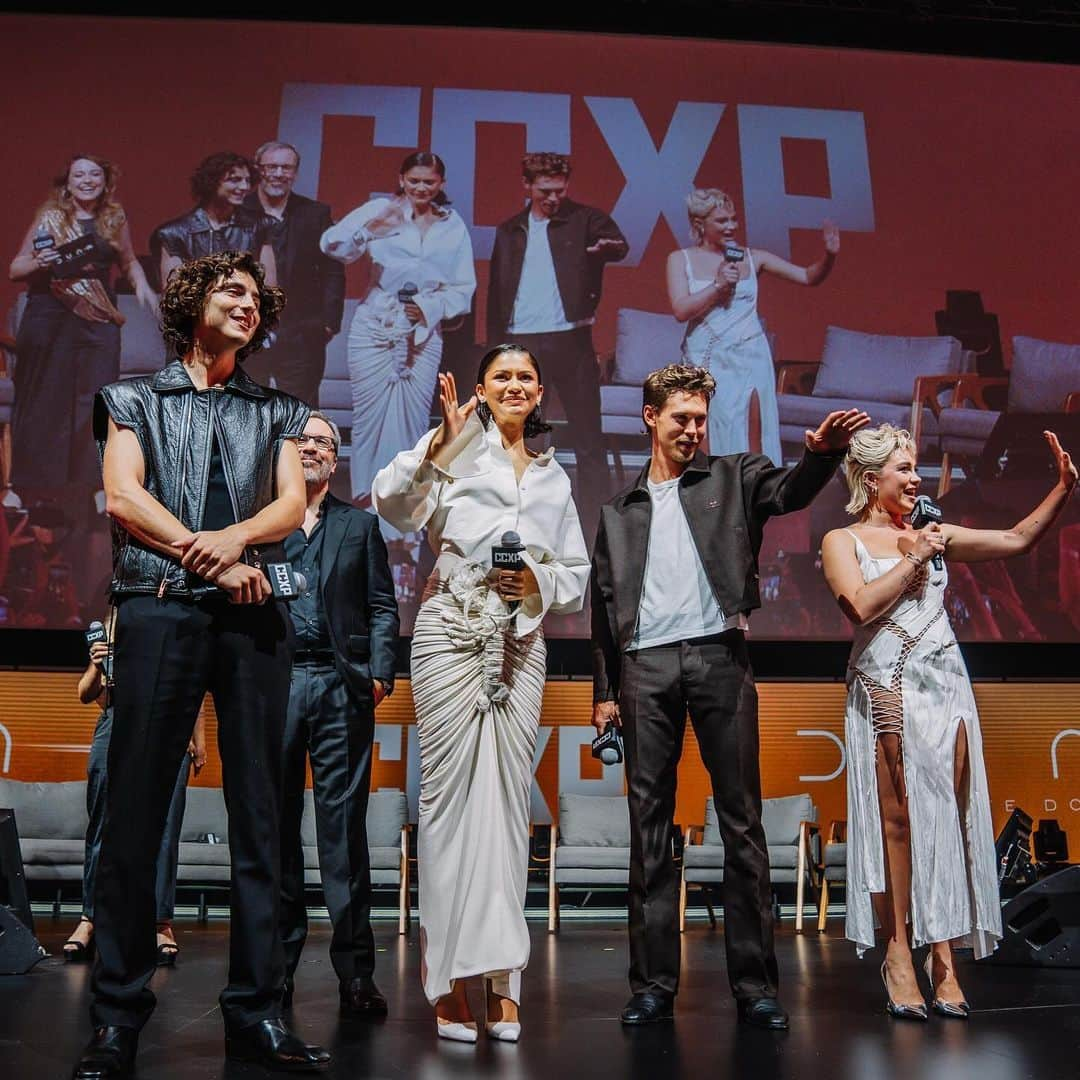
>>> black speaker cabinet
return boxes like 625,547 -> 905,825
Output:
0,809 -> 46,974
988,864 -> 1080,968
0,905 -> 46,974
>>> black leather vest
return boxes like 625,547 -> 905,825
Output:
93,360 -> 309,598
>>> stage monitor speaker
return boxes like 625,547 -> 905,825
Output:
0,904 -> 46,974
0,808 -> 34,931
988,865 -> 1080,969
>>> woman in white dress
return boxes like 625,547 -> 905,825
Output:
821,424 -> 1077,1019
321,151 -> 476,503
666,188 -> 838,465
372,346 -> 589,1043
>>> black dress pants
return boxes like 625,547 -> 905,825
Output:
279,660 -> 376,984
620,631 -> 778,1001
90,594 -> 294,1031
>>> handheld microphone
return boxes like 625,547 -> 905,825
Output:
492,530 -> 526,611
85,620 -> 113,682
397,280 -> 419,306
910,494 -> 945,571
265,563 -> 308,601
723,242 -> 745,263
591,723 -> 624,766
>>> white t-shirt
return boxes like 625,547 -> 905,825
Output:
509,215 -> 583,334
630,476 -> 748,651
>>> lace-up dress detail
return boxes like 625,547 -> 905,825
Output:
842,531 -> 1002,959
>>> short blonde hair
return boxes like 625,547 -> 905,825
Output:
843,424 -> 916,517
686,188 -> 735,239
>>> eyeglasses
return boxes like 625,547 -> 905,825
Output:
297,434 -> 336,452
259,164 -> 297,175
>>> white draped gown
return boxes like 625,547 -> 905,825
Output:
320,199 -> 476,503
843,531 -> 1002,959
679,248 -> 782,466
372,415 -> 589,1003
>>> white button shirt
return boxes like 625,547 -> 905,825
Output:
372,414 -> 589,636
320,198 -> 476,345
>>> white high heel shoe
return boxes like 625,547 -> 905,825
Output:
436,1018 -> 479,1043
484,979 -> 521,1043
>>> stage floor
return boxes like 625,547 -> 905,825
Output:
2,918 -> 1079,1079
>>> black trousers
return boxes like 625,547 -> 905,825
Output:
90,594 -> 294,1032
620,631 -> 778,1001
242,320 -> 327,408
508,327 -> 609,542
279,660 -> 376,984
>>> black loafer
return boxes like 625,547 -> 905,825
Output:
620,991 -> 675,1025
339,978 -> 388,1017
72,1026 -> 138,1079
737,996 -> 789,1030
225,1018 -> 330,1072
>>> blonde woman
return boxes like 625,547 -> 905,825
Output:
9,154 -> 155,488
666,188 -> 837,465
821,424 -> 1076,1019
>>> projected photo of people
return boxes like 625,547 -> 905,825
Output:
666,188 -> 838,465
8,154 -> 155,494
150,151 -> 277,289
320,151 -> 476,507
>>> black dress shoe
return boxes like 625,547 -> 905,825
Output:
339,978 -> 388,1017
737,996 -> 789,1030
225,1018 -> 330,1072
72,1026 -> 138,1079
282,976 -> 295,1010
620,991 -> 675,1025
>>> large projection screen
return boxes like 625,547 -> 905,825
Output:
1,15 -> 1077,641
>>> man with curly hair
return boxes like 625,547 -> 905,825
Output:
75,251 -> 330,1077
150,151 -> 277,290
487,152 -> 627,542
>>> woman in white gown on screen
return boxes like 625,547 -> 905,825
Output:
821,424 -> 1076,1020
666,188 -> 839,465
372,346 -> 589,1044
320,151 -> 476,504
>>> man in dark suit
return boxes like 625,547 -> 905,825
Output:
279,411 -> 399,1015
243,141 -> 346,406
487,152 -> 627,539
590,364 -> 868,1030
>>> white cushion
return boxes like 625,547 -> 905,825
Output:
812,326 -> 962,406
613,308 -> 685,386
1009,336 -> 1080,412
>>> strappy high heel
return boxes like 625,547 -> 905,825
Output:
923,953 -> 970,1018
484,978 -> 521,1043
881,961 -> 928,1021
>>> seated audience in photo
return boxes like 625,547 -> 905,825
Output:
1,500 -> 80,627
67,617 -> 207,965
151,151 -> 276,289
8,154 -> 156,491
241,141 -> 345,406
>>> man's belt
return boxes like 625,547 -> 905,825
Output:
293,647 -> 336,664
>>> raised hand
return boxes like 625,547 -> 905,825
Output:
586,237 -> 626,255
805,408 -> 871,453
1045,430 -> 1078,490
426,372 -> 478,467
364,197 -> 407,239
823,219 -> 840,255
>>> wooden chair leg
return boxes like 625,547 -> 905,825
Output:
679,871 -> 687,933
548,869 -> 558,933
398,830 -> 409,936
937,451 -> 952,497
817,878 -> 830,933
795,837 -> 807,933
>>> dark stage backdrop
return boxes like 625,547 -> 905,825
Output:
1,14 -> 1077,639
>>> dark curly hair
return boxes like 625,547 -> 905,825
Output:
189,151 -> 254,205
522,152 -> 571,183
475,344 -> 552,439
160,251 -> 285,361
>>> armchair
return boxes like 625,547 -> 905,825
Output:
680,793 -> 820,932
776,326 -> 974,461
548,793 -> 631,933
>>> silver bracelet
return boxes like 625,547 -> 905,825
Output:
904,551 -> 925,567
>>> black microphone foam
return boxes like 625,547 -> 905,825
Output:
910,494 -> 945,571
266,563 -> 308,601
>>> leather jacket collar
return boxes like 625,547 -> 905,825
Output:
150,358 -> 269,399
